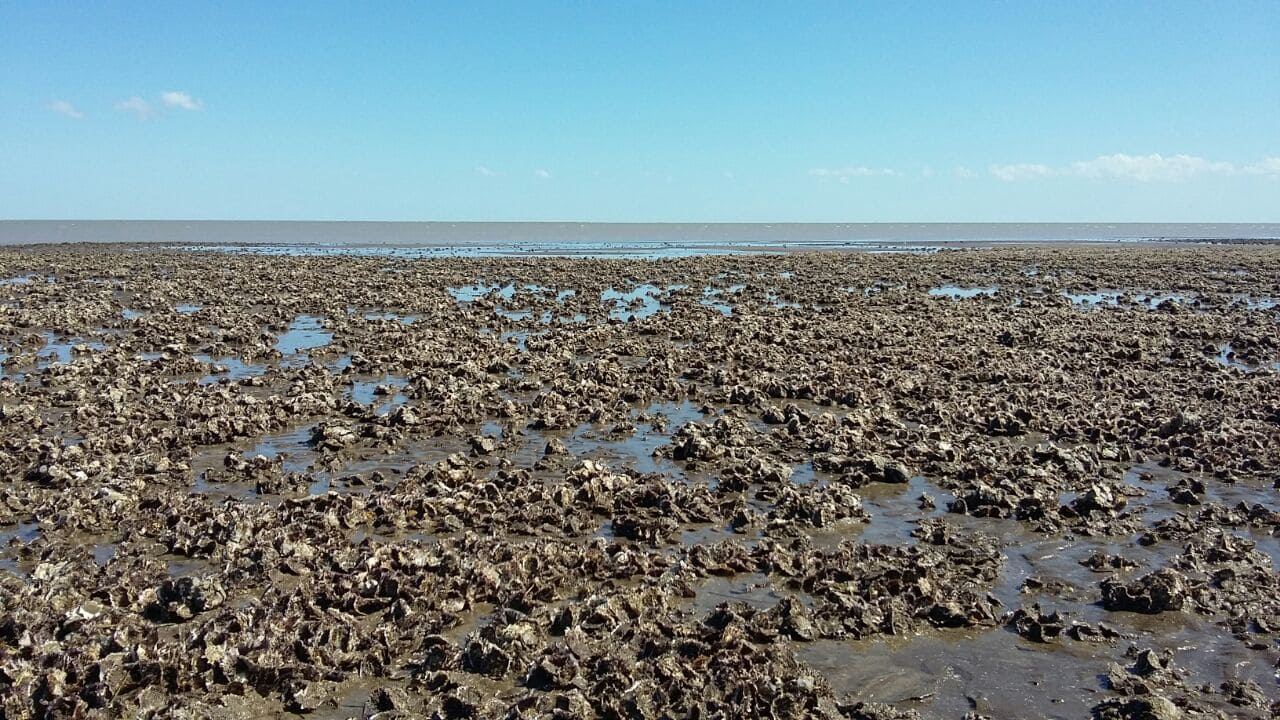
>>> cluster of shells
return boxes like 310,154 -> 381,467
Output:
0,244 -> 1278,719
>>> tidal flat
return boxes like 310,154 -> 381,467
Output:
1,245 -> 1278,719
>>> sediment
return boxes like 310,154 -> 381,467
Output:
0,244 -> 1278,718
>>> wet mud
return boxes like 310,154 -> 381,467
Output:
1,245 -> 1279,718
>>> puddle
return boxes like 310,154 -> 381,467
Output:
195,354 -> 269,383
765,290 -> 801,309
91,544 -> 116,566
276,315 -> 333,355
121,309 -> 145,320
856,476 -> 953,545
363,311 -> 417,325
544,400 -> 705,476
1214,344 -> 1279,373
36,333 -> 107,366
350,376 -> 410,414
176,304 -> 202,314
0,275 -> 35,286
448,282 -> 549,303
691,573 -> 782,614
799,630 -> 1107,719
600,284 -> 687,321
500,329 -> 541,352
448,283 -> 496,302
1061,290 -> 1197,309
248,425 -> 317,474
1229,295 -> 1279,310
1,522 -> 41,547
166,557 -> 214,578
928,285 -> 998,299
700,284 -> 745,316
496,308 -> 533,321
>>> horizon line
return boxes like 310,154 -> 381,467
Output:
4,219 -> 1280,225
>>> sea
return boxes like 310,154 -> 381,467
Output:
1,221 -> 1277,259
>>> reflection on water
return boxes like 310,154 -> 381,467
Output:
276,314 -> 333,355
350,376 -> 409,414
195,354 -> 268,383
929,285 -> 998,299
36,333 -> 107,366
363,311 -> 417,325
248,425 -> 317,474
600,284 -> 687,321
1215,343 -> 1279,373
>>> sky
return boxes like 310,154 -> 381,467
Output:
1,1 -> 1278,222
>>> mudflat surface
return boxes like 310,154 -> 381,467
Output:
1,245 -> 1278,719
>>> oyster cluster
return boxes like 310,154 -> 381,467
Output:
0,244 -> 1278,718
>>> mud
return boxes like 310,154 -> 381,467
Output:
1,244 -> 1278,718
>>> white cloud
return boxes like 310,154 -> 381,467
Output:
991,153 -> 1279,182
534,169 -> 551,179
989,163 -> 1054,181
1242,158 -> 1280,177
114,96 -> 152,119
475,165 -> 500,177
1069,153 -> 1233,182
809,166 -> 898,183
953,166 -> 978,179
160,91 -> 203,111
47,100 -> 84,119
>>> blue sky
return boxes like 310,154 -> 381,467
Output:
2,1 -> 1277,221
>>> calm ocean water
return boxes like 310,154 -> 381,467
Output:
1,221 -> 1277,258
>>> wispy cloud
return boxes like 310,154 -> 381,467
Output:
114,96 -> 152,119
1243,158 -> 1280,176
475,165 -> 501,177
992,154 -> 1280,182
1070,154 -> 1233,182
47,100 -> 84,119
809,166 -> 899,183
989,163 -> 1054,181
534,169 -> 551,179
160,91 -> 203,111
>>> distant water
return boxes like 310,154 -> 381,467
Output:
1,221 -> 1277,258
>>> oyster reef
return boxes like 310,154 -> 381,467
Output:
1,245 -> 1278,719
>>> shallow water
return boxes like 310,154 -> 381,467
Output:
194,353 -> 268,383
929,285 -> 998,299
4,244 -> 1280,716
362,311 -> 417,325
700,284 -> 746,316
1215,343 -> 1280,372
350,375 -> 409,414
600,284 -> 688,321
249,425 -> 317,474
1061,289 -> 1196,308
799,630 -> 1108,719
276,314 -> 333,355
36,333 -> 106,366
856,476 -> 953,545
